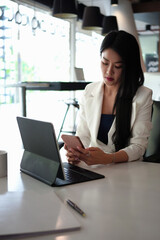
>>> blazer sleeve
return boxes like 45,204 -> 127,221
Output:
122,87 -> 153,161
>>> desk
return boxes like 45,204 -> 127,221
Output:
1,150 -> 160,240
8,81 -> 91,116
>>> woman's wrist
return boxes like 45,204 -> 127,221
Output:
104,153 -> 115,164
106,150 -> 128,164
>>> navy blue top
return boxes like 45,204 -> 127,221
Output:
97,114 -> 115,145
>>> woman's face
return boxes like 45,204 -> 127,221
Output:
101,48 -> 124,88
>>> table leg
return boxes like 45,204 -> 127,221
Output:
21,87 -> 26,117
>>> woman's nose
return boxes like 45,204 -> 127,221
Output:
106,65 -> 113,75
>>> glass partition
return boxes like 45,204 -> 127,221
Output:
139,34 -> 159,72
0,0 -> 70,104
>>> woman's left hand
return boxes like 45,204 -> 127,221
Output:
70,146 -> 109,165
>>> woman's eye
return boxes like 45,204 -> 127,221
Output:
115,65 -> 123,69
102,62 -> 108,66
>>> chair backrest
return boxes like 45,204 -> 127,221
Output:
144,100 -> 160,162
74,67 -> 85,81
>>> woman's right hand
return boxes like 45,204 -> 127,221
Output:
64,143 -> 81,165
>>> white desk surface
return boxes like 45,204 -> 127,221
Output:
1,149 -> 160,240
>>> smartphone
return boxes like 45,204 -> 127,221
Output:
61,134 -> 84,150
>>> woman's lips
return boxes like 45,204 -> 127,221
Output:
106,77 -> 114,81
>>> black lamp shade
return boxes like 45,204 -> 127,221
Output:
146,24 -> 151,31
111,0 -> 118,6
82,6 -> 102,30
53,0 -> 77,18
77,3 -> 86,20
102,16 -> 118,35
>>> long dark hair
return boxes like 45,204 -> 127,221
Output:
100,30 -> 144,151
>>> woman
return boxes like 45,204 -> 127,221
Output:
65,30 -> 153,165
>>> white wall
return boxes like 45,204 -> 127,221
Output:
111,0 -> 146,71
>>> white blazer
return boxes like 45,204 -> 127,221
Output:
76,81 -> 153,161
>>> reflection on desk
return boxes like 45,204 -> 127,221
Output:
1,150 -> 160,240
0,191 -> 80,238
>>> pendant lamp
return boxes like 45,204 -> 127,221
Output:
82,6 -> 102,31
102,16 -> 118,35
111,0 -> 118,6
77,3 -> 86,20
146,24 -> 151,31
53,0 -> 77,19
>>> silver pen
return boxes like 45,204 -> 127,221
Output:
66,199 -> 86,217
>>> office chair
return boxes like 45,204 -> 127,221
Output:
57,98 -> 79,150
143,100 -> 160,163
58,98 -> 79,139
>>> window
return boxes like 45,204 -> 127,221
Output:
0,0 -> 70,104
76,31 -> 103,82
139,34 -> 159,72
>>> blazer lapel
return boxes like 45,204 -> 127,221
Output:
130,101 -> 137,127
85,82 -> 104,142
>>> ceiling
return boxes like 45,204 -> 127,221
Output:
78,0 -> 160,35
25,0 -> 160,35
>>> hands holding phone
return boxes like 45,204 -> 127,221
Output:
64,144 -> 109,166
62,135 -> 108,166
62,134 -> 85,165
64,144 -> 83,165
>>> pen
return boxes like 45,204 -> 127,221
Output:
66,199 -> 86,217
